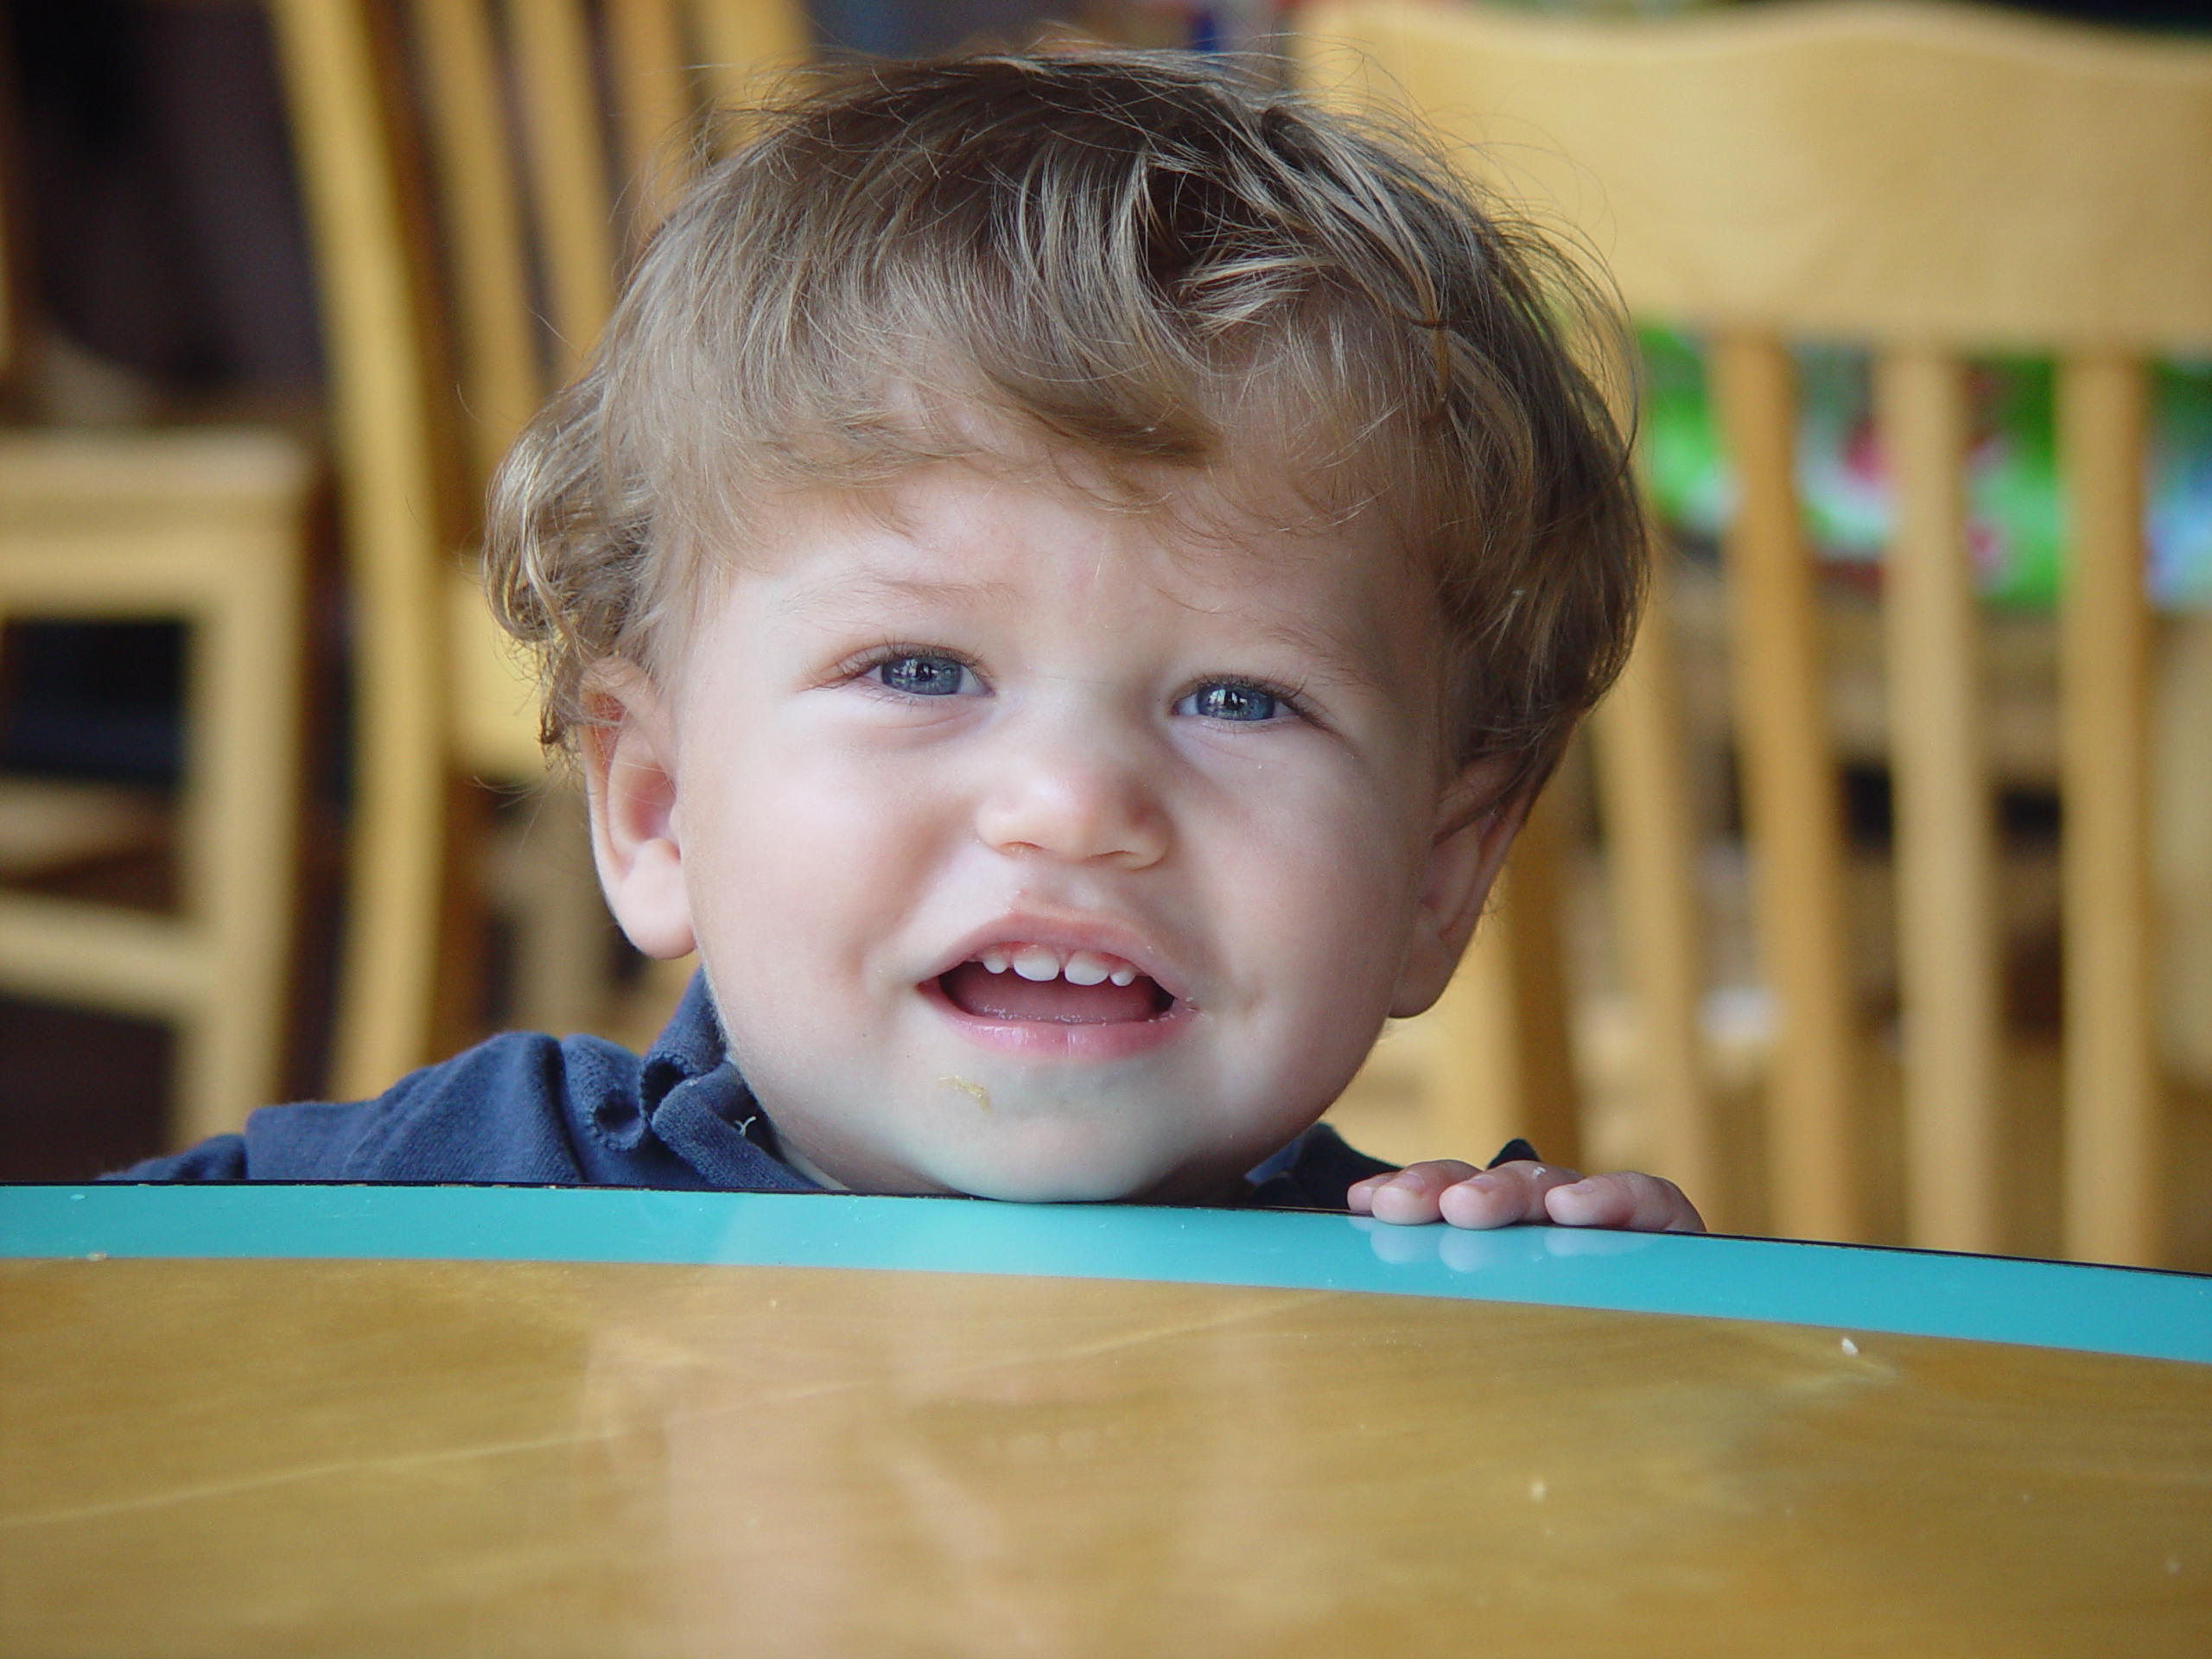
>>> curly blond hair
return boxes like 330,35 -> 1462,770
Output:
484,47 -> 1645,804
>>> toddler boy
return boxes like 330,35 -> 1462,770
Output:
120,48 -> 1698,1235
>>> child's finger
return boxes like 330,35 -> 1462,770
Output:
1349,1160 -> 1481,1224
1434,1159 -> 1581,1230
1543,1171 -> 1705,1233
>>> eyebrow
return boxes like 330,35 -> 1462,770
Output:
1179,594 -> 1402,698
776,569 -> 1025,618
1266,621 -> 1400,696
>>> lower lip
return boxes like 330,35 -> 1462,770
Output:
919,976 -> 1195,1060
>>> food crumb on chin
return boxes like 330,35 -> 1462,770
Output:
940,1076 -> 991,1113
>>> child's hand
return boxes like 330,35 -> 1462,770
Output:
1347,1158 -> 1704,1233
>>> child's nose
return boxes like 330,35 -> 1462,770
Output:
973,730 -> 1170,869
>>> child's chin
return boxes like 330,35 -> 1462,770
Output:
936,1166 -> 1152,1205
915,1141 -> 1179,1206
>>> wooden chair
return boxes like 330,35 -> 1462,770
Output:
264,0 -> 808,1099
0,61 -> 319,1147
1296,0 -> 2212,1264
0,431 -> 315,1147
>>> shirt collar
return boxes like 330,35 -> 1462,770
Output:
637,968 -> 728,1112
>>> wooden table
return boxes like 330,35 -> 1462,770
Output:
3,1188 -> 2208,1656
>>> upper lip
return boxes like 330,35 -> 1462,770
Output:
924,912 -> 1190,1004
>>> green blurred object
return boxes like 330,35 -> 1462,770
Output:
1636,327 -> 2212,613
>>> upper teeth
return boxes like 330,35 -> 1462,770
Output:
976,945 -> 1140,987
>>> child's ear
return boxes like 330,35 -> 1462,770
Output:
579,666 -> 696,961
1389,764 -> 1531,1020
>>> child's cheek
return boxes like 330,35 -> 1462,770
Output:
1211,781 -> 1423,1047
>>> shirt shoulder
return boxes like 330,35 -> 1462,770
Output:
102,972 -> 817,1193
106,1030 -> 620,1183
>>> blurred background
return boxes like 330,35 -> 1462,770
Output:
0,0 -> 2205,1271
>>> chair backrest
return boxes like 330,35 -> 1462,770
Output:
266,0 -> 807,1099
1297,0 -> 2212,1263
405,0 -> 806,492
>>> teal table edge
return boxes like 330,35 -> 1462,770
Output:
5,1184 -> 2208,1365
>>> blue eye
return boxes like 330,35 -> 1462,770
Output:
874,655 -> 975,696
1178,682 -> 1282,722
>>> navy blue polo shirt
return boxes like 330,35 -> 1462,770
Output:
110,971 -> 1398,1210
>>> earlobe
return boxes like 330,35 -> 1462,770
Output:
1388,771 -> 1530,1020
581,669 -> 696,960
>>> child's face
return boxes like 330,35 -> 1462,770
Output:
589,450 -> 1518,1204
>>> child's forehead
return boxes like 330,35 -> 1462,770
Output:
721,444 -> 1417,620
711,401 -> 1416,572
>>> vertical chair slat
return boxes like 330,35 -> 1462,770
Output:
2057,352 -> 2164,1266
607,0 -> 694,232
1874,346 -> 2003,1253
181,493 -> 308,1144
508,0 -> 619,374
1502,784 -> 1583,1171
692,0 -> 812,128
407,0 -> 545,481
1427,784 -> 1582,1170
454,0 -> 629,1044
1710,332 -> 1862,1241
1420,901 -> 1519,1167
268,0 -> 454,1098
1591,559 -> 1719,1220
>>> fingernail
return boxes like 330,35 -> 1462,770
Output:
1566,1179 -> 1596,1194
1467,1173 -> 1497,1193
1388,1170 -> 1423,1190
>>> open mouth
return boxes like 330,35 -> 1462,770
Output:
936,944 -> 1175,1025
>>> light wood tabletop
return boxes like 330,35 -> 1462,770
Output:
3,1191 -> 2208,1656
